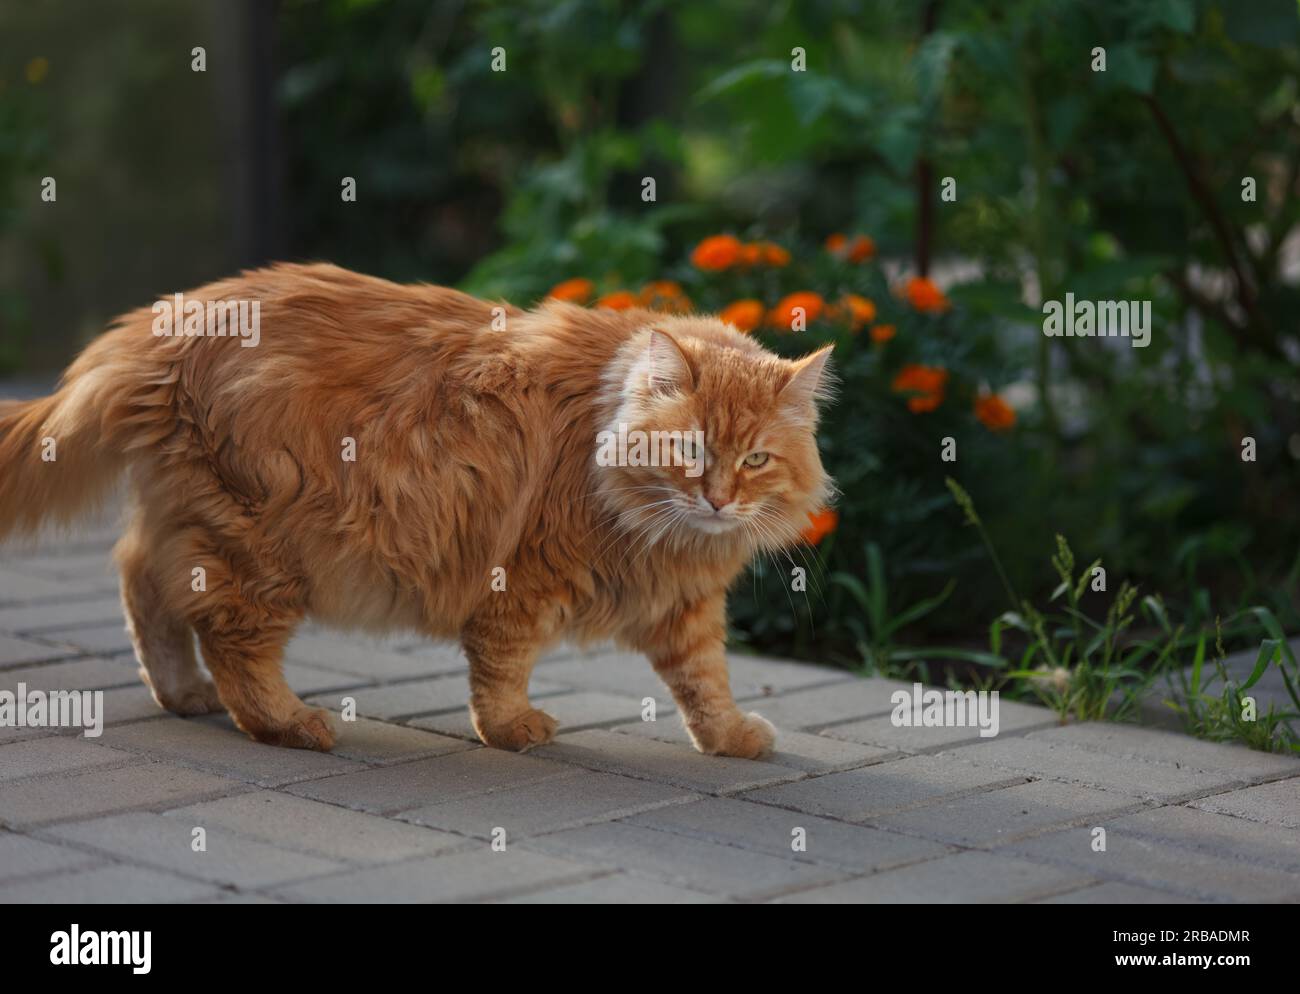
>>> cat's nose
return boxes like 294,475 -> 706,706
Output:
705,495 -> 728,511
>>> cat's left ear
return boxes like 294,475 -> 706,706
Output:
779,345 -> 835,413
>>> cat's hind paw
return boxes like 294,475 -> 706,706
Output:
242,706 -> 337,752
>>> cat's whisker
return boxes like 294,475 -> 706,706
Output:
581,496 -> 679,546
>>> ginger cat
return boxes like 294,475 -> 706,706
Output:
0,264 -> 834,758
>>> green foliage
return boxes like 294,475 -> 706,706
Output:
0,58 -> 49,374
948,481 -> 1298,750
270,1 -> 1300,669
1165,613 -> 1300,753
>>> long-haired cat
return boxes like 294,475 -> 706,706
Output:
0,263 -> 834,757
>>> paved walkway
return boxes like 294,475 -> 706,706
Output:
0,518 -> 1297,903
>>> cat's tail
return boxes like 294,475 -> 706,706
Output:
0,327 -> 174,543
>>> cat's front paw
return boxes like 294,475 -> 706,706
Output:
475,707 -> 558,752
690,711 -> 776,759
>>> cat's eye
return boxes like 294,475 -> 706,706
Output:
743,451 -> 770,468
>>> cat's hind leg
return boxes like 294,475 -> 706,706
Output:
163,529 -> 332,750
115,519 -> 223,716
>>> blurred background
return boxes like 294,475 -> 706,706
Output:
2,0 -> 1298,675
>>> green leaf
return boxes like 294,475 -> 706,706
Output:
1190,632 -> 1206,698
1106,43 -> 1157,95
1222,0 -> 1300,50
883,580 -> 957,637
694,59 -> 786,103
1247,607 -> 1298,668
1242,640 -> 1281,691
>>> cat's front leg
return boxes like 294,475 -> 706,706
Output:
460,612 -> 556,752
641,596 -> 776,759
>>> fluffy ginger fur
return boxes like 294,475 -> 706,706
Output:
0,263 -> 834,757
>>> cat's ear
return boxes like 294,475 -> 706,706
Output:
645,329 -> 694,395
780,345 -> 835,413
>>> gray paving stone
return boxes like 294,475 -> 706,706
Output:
44,811 -> 345,888
524,820 -> 846,899
0,567 -> 77,604
275,847 -> 599,902
35,621 -> 134,656
168,790 -> 467,864
823,697 -> 1058,752
0,863 -> 222,903
535,728 -> 802,793
726,677 -> 916,731
412,690 -> 674,741
868,780 -> 1144,848
502,872 -> 724,903
0,830 -> 101,881
286,748 -> 574,814
286,630 -> 463,680
0,724 -> 50,744
1024,723 -> 1300,780
1037,881 -> 1197,904
307,674 -> 566,721
0,737 -> 135,782
6,550 -> 118,580
999,827 -> 1300,902
328,716 -> 476,765
940,736 -> 1242,801
282,662 -> 373,697
94,686 -> 169,725
0,633 -> 74,666
0,596 -> 125,634
530,651 -> 688,701
612,717 -> 893,773
397,641 -> 478,671
0,761 -> 243,828
1103,804 -> 1300,871
0,656 -> 136,693
100,716 -> 364,787
534,649 -> 850,702
627,797 -> 949,873
1189,778 -> 1300,828
776,851 -> 1091,903
743,754 -> 1027,822
397,769 -> 696,838
729,654 -> 855,695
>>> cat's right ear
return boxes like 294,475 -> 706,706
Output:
645,329 -> 694,395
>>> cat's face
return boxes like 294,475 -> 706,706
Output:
599,323 -> 834,552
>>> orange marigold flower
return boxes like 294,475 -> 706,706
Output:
891,363 -> 949,413
869,323 -> 896,344
691,234 -> 743,271
903,276 -> 950,314
801,508 -> 839,545
639,281 -> 691,313
719,299 -> 765,333
547,278 -> 593,304
974,393 -> 1016,432
769,291 -> 825,331
596,290 -> 637,310
840,294 -> 877,331
759,241 -> 790,267
846,234 -> 876,263
826,233 -> 875,263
